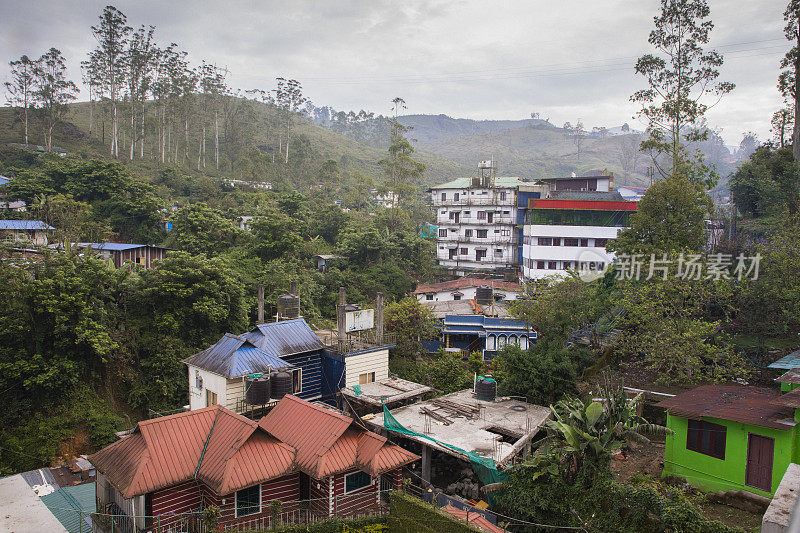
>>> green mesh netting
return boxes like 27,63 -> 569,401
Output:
353,384 -> 362,397
382,405 -> 507,497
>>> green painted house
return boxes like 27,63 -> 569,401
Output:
657,385 -> 800,498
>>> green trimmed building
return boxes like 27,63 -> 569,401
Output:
657,385 -> 800,497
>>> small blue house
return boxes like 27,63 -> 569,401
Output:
441,315 -> 535,360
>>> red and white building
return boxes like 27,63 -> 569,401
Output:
413,277 -> 521,303
89,395 -> 417,532
521,190 -> 637,279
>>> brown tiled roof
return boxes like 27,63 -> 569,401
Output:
259,395 -> 418,478
656,385 -> 795,430
413,277 -> 521,295
88,405 -> 295,498
770,388 -> 800,408
775,370 -> 800,385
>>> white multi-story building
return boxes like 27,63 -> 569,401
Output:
431,170 -> 525,274
521,190 -> 637,279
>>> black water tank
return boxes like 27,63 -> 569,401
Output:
476,377 -> 497,401
475,286 -> 493,306
271,371 -> 292,399
245,376 -> 271,405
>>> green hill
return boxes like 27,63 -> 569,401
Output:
0,99 -> 473,187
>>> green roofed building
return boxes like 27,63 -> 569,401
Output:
40,482 -> 96,533
657,385 -> 800,497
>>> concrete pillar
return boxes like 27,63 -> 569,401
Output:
421,445 -> 432,485
376,291 -> 384,344
257,283 -> 264,324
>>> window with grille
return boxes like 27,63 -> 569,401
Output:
235,485 -> 260,517
477,230 -> 488,238
687,420 -> 726,459
345,471 -> 371,493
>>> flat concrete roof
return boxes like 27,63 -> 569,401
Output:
763,463 -> 800,533
343,377 -> 436,408
0,474 -> 68,533
367,389 -> 551,465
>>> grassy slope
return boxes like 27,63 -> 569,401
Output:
0,101 -> 473,185
417,126 -> 652,187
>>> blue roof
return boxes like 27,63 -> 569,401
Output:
0,176 -> 10,186
442,315 -> 531,337
183,334 -> 294,378
0,220 -> 54,230
768,350 -> 800,370
90,243 -> 157,251
40,482 -> 96,533
244,318 -> 325,358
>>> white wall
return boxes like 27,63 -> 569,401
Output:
416,286 -> 519,303
187,365 -> 228,411
522,225 -> 624,280
344,348 -> 389,387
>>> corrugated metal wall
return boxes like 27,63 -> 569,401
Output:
282,351 -> 324,401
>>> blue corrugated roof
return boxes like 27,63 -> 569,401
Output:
0,220 -> 54,230
182,333 -> 293,378
768,350 -> 800,370
0,176 -> 10,186
442,315 -> 531,337
40,482 -> 95,533
90,243 -> 155,251
244,318 -> 325,358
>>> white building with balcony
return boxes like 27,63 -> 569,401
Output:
430,175 -> 525,274
521,190 -> 637,279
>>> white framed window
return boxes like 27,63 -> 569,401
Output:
235,484 -> 261,517
359,372 -> 375,384
344,471 -> 371,493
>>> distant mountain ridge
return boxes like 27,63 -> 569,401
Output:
397,114 -> 554,144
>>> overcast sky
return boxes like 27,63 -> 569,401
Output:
0,0 -> 790,145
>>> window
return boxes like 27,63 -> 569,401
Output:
460,247 -> 468,255
687,420 -> 726,459
464,211 -> 471,218
594,238 -> 609,247
345,471 -> 371,493
482,191 -> 488,195
439,229 -> 447,237
537,261 -> 546,269
552,238 -> 560,246
495,249 -> 503,257
494,229 -> 500,234
465,229 -> 473,238
195,371 -> 203,390
441,210 -> 446,214
563,238 -> 579,247
441,193 -> 446,201
236,485 -> 261,517
477,230 -> 488,238
206,390 -> 218,407
359,372 -> 375,384
503,210 -> 510,215
454,193 -> 459,201
426,294 -> 433,301
580,238 -> 589,247
292,369 -> 302,393
477,211 -> 487,220
537,237 -> 552,246
548,261 -> 558,270
476,249 -> 487,261
453,294 -> 462,301
499,192 -> 507,201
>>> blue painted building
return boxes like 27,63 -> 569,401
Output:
441,315 -> 536,360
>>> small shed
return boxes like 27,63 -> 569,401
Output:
88,243 -> 169,269
314,254 -> 345,272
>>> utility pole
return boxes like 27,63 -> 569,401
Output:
257,283 -> 264,324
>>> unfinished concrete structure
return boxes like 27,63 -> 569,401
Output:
366,389 -> 551,483
341,377 -> 437,415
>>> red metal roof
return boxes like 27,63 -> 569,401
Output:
89,405 -> 295,498
413,277 -> 521,295
656,385 -> 796,430
259,395 -> 418,478
442,505 -> 505,533
529,198 -> 638,211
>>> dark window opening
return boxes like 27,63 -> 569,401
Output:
236,485 -> 260,517
687,420 -> 726,459
345,471 -> 371,493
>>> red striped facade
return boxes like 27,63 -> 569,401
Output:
140,469 -> 400,529
528,198 -> 638,211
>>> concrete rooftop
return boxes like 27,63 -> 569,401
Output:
0,474 -> 67,533
367,389 -> 551,465
342,377 -> 436,408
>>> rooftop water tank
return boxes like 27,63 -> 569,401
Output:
476,376 -> 497,402
245,375 -> 271,405
271,371 -> 292,399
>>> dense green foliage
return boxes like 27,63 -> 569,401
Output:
387,491 -> 478,533
390,350 -> 472,395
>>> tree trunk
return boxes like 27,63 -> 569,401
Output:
130,101 -> 136,160
215,111 -> 219,170
285,113 -> 290,164
141,102 -> 146,159
794,29 -> 800,161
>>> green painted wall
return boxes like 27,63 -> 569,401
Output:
662,414 -> 799,497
